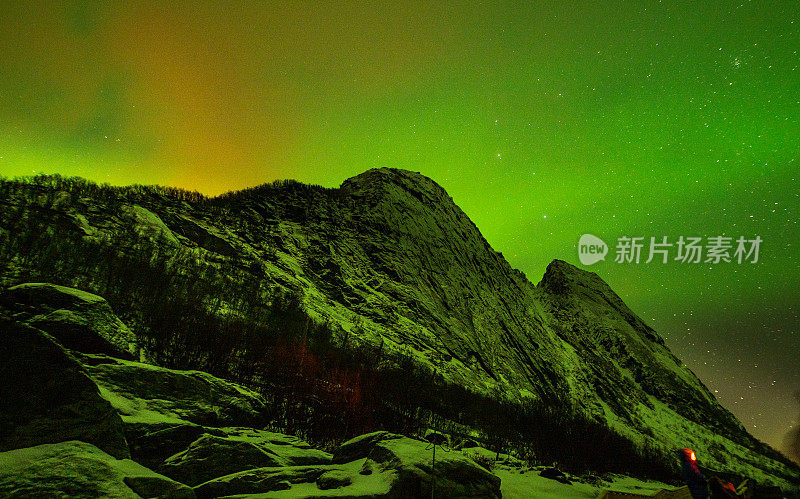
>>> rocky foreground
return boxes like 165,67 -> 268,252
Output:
0,282 -> 691,498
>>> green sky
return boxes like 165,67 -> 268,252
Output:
0,1 -> 798,453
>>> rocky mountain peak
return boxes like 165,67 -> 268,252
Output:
336,168 -> 499,275
539,259 -> 606,294
539,259 -> 666,347
340,167 -> 451,205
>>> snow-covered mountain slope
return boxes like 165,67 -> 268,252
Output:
0,168 -> 796,488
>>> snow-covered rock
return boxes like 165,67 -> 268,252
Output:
2,283 -> 136,359
0,441 -> 194,498
158,430 -> 331,486
83,354 -> 268,431
0,318 -> 129,459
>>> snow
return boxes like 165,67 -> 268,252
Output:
495,468 -> 681,499
205,458 -> 395,498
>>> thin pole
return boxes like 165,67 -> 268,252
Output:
431,439 -> 436,499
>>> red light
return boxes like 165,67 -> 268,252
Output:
690,451 -> 696,462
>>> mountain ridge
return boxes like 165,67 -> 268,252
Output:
0,168 -> 797,487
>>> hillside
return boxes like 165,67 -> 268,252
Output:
0,168 -> 797,490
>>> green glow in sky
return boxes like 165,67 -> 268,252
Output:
0,1 -> 798,452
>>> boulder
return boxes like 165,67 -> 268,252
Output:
2,283 -> 135,359
332,430 -> 403,464
365,436 -> 502,498
127,423 -> 206,469
193,465 -> 333,498
0,440 -> 194,498
192,460 -> 398,498
215,427 -> 332,466
159,433 -> 285,486
539,466 -> 571,484
461,445 -> 526,469
191,433 -> 502,499
158,428 -> 332,486
316,469 -> 353,489
83,355 -> 268,430
0,318 -> 129,459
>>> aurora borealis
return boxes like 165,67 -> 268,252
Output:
0,1 -> 798,456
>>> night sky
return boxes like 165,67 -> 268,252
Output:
1,1 -> 798,457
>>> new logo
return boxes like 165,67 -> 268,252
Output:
578,234 -> 608,265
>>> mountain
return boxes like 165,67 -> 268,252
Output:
0,168 -> 797,489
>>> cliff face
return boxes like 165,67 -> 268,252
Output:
0,168 -> 796,485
